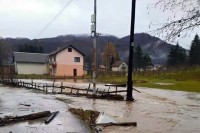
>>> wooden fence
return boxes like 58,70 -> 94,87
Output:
0,78 -> 125,101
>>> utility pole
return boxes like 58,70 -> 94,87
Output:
91,0 -> 97,95
106,40 -> 109,73
127,0 -> 136,101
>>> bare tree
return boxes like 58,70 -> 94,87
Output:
152,0 -> 200,41
0,40 -> 9,65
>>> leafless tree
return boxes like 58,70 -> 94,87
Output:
151,0 -> 200,42
0,40 -> 9,65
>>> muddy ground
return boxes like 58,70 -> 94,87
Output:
1,79 -> 200,133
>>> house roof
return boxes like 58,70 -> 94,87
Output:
99,65 -> 106,69
49,45 -> 85,56
13,52 -> 49,63
112,60 -> 126,67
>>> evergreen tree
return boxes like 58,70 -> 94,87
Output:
32,45 -> 37,53
39,46 -> 44,53
135,44 -> 143,69
116,52 -> 120,61
132,44 -> 152,70
19,45 -> 24,52
167,43 -> 186,66
24,44 -> 28,52
189,34 -> 200,65
142,54 -> 152,69
28,45 -> 34,53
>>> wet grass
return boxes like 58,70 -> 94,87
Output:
69,108 -> 100,125
97,70 -> 200,93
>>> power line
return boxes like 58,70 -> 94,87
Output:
35,0 -> 75,38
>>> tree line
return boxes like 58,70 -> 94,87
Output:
168,34 -> 200,66
19,44 -> 44,53
100,42 -> 152,70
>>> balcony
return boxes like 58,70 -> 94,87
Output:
49,61 -> 56,66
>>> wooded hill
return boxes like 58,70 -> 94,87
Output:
1,33 -> 174,65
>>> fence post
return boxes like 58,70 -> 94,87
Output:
116,86 -> 117,95
70,86 -> 73,94
60,82 -> 63,93
96,88 -> 99,94
46,84 -> 48,93
52,80 -> 55,93
31,79 -> 33,88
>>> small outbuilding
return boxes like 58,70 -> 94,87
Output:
13,52 -> 49,75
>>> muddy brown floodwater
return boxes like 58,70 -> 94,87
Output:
1,80 -> 200,133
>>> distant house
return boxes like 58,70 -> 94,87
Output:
49,45 -> 85,77
99,65 -> 106,71
112,60 -> 128,72
13,52 -> 49,75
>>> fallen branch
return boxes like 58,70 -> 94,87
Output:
105,84 -> 126,87
133,88 -> 141,93
87,94 -> 124,100
91,122 -> 137,127
0,111 -> 51,126
45,111 -> 59,124
19,103 -> 31,107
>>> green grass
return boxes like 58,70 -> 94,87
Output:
96,70 -> 200,93
135,80 -> 200,93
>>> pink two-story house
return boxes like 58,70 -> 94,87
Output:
49,45 -> 85,77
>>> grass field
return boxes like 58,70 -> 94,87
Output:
97,69 -> 200,93
10,67 -> 200,93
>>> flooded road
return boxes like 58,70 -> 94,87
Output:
0,85 -> 90,133
46,79 -> 200,133
1,79 -> 200,133
55,88 -> 200,133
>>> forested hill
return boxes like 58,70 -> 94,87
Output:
2,33 -> 174,65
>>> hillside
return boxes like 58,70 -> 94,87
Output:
2,33 -> 174,65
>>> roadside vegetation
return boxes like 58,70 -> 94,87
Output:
97,35 -> 200,93
97,67 -> 200,93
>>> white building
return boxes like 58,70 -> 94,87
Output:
111,60 -> 128,72
13,52 -> 49,75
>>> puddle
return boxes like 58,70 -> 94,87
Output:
155,82 -> 175,85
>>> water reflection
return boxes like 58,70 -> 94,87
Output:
55,78 -> 92,83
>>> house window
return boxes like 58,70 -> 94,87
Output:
68,48 -> 72,52
74,57 -> 80,62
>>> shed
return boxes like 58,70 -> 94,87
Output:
13,52 -> 49,75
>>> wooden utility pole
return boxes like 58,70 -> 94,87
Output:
127,0 -> 136,101
106,40 -> 110,72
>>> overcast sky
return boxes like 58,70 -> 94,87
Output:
0,0 -> 197,49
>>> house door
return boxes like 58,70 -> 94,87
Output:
73,69 -> 77,76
